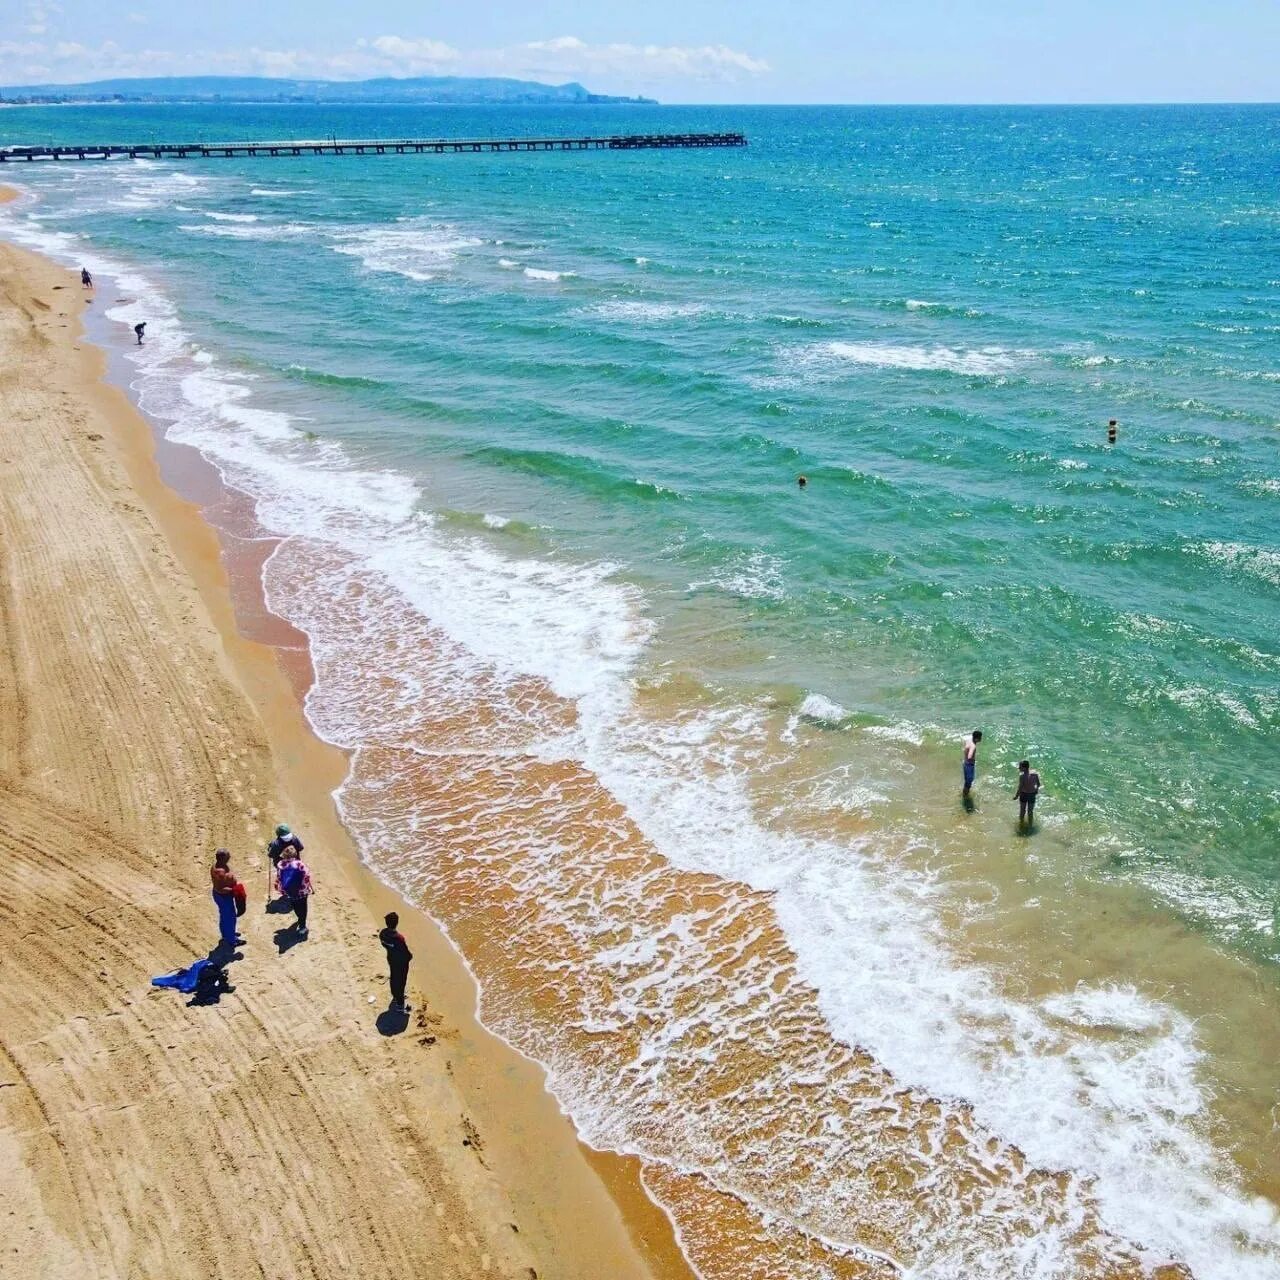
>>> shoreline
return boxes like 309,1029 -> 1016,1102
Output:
0,214 -> 693,1278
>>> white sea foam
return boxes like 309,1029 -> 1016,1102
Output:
203,210 -> 259,223
1195,540 -> 1280,588
586,300 -> 711,323
797,693 -> 849,724
497,257 -> 520,269
524,266 -> 575,282
178,221 -> 313,241
330,220 -> 481,282
250,187 -> 303,197
805,341 -> 1028,376
7,203 -> 1278,1279
862,721 -> 926,747
689,550 -> 786,601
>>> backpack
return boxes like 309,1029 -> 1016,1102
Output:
279,861 -> 305,897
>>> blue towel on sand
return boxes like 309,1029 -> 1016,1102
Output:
151,959 -> 212,993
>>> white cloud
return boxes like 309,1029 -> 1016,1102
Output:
23,2 -> 60,37
0,31 -> 768,90
360,35 -> 460,71
516,36 -> 770,81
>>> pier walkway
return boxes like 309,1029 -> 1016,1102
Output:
0,132 -> 747,162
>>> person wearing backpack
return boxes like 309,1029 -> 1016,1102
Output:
277,847 -> 313,938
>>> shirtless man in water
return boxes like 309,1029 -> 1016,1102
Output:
962,729 -> 983,799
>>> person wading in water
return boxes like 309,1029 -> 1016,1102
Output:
962,729 -> 983,800
1015,760 -> 1041,827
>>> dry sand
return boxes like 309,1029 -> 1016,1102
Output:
0,236 -> 686,1279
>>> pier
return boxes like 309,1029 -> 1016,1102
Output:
0,132 -> 747,162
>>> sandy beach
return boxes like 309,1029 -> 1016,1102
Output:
0,233 -> 687,1279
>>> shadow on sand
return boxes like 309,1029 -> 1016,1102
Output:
375,1006 -> 411,1037
272,925 -> 307,955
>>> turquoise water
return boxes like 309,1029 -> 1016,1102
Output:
4,104 -> 1280,1277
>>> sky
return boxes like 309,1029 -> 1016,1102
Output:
2,0 -> 1278,103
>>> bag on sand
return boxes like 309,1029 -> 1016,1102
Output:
232,882 -> 248,918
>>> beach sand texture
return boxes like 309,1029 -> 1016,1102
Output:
0,241 -> 669,1280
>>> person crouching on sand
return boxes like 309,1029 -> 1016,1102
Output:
1015,760 -> 1041,826
211,849 -> 243,949
277,847 -> 313,938
379,912 -> 413,1013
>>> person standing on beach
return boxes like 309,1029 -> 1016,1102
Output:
379,912 -> 413,1013
277,846 -> 313,938
1015,760 -> 1041,826
211,849 -> 243,948
134,322 -> 146,345
267,823 -> 303,896
962,729 -> 983,799
80,267 -> 92,289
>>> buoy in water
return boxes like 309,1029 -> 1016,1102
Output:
1107,418 -> 1118,443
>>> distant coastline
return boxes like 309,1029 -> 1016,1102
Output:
0,73 -> 658,107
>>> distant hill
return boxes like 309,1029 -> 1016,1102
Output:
0,75 -> 657,106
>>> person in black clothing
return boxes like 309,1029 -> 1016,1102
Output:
81,267 -> 93,288
134,321 -> 146,345
267,823 -> 303,869
379,912 -> 413,1013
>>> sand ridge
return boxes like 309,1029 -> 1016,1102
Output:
0,242 -> 645,1280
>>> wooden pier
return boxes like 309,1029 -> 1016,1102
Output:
0,132 -> 747,162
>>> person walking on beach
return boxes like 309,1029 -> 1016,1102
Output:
134,321 -> 146,345
266,823 -> 303,897
1015,760 -> 1041,826
80,267 -> 92,289
277,846 -> 313,938
962,729 -> 983,799
379,912 -> 413,1013
211,849 -> 243,949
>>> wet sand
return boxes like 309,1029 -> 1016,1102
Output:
0,231 -> 691,1279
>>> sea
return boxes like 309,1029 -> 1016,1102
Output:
2,103 -> 1278,1279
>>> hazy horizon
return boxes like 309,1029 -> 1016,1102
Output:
2,0 -> 1277,106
